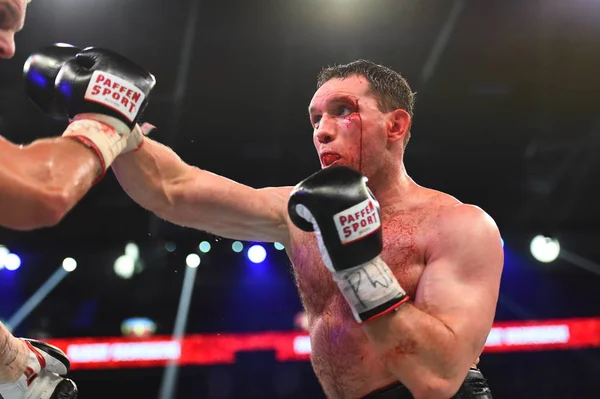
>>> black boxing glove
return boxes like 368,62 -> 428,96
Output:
23,43 -> 81,119
56,47 -> 156,173
288,166 -> 409,323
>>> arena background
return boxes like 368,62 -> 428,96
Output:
1,0 -> 599,397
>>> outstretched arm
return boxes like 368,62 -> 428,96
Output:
0,135 -> 101,231
111,137 -> 292,244
361,205 -> 503,399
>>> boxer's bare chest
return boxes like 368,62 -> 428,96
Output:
286,205 -> 433,398
286,202 -> 438,398
289,207 -> 428,317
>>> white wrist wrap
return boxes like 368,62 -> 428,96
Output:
333,257 -> 407,322
62,114 -> 129,171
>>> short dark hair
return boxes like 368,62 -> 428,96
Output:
316,59 -> 416,146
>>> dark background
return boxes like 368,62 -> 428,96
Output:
1,0 -> 599,397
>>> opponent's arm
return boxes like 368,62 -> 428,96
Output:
112,138 -> 292,244
0,43 -> 157,231
361,205 -> 503,399
0,135 -> 100,230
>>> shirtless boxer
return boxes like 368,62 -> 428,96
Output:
1,2 -> 156,396
109,59 -> 503,398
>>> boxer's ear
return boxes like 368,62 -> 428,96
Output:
387,108 -> 411,143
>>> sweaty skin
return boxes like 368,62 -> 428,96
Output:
112,75 -> 503,399
0,0 -> 105,230
0,135 -> 102,230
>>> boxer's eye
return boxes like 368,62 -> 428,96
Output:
334,106 -> 352,116
312,115 -> 322,128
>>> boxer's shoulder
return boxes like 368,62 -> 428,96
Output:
406,185 -> 494,226
396,186 -> 500,254
420,198 -> 502,270
381,185 -> 460,228
426,200 -> 498,235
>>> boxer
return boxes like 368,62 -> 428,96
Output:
110,59 -> 502,398
1,3 -> 156,397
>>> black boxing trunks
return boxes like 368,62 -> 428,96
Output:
361,368 -> 493,399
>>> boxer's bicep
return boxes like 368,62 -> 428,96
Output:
165,166 -> 292,243
415,204 -> 503,359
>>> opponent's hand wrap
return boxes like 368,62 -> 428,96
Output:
24,44 -> 156,182
0,339 -> 78,399
62,115 -> 127,175
289,166 -> 410,323
56,47 -> 155,179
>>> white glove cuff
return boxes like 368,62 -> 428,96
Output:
333,257 -> 407,322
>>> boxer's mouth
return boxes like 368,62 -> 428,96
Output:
320,152 -> 341,167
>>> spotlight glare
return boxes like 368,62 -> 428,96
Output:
165,242 -> 176,252
114,255 -> 135,279
0,246 -> 8,270
4,254 -> 21,271
62,257 -> 77,272
121,317 -> 157,338
186,253 -> 201,268
199,241 -> 211,253
125,242 -> 140,260
530,235 -> 560,263
232,241 -> 244,253
247,245 -> 267,264
274,242 -> 285,250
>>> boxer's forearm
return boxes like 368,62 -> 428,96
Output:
362,303 -> 470,399
112,138 -> 292,242
111,137 -> 192,216
0,136 -> 101,230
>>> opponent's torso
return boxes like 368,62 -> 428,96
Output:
287,189 -> 458,399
